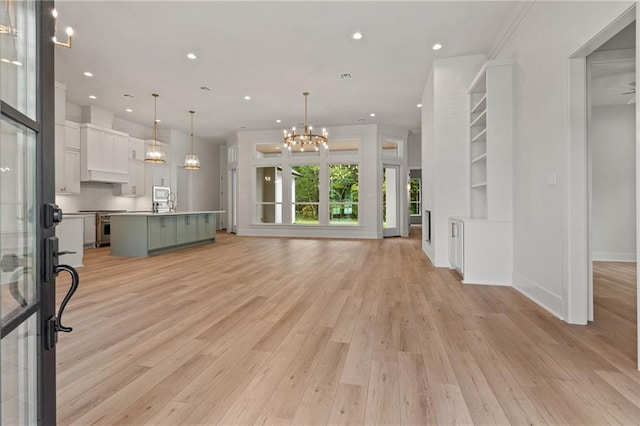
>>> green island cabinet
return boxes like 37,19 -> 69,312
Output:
110,211 -> 222,257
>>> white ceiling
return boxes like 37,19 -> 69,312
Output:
591,22 -> 635,107
54,1 -> 519,142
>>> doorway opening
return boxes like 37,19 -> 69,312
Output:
587,21 -> 637,362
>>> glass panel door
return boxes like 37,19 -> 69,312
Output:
0,117 -> 38,425
1,0 -> 57,424
383,164 -> 400,237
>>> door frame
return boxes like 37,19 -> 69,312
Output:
567,4 -> 638,368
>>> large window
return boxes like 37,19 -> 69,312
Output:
409,178 -> 421,216
292,165 -> 319,224
329,164 -> 359,225
256,166 -> 282,223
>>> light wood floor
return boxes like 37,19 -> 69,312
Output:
55,228 -> 640,425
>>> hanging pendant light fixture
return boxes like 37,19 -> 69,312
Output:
144,93 -> 166,163
283,92 -> 328,152
184,110 -> 201,170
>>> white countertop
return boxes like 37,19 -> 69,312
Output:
111,211 -> 225,217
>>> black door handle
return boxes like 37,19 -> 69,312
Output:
54,264 -> 79,333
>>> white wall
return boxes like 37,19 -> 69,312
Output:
491,1 -> 634,317
407,131 -> 422,168
591,105 -> 636,261
421,54 -> 487,267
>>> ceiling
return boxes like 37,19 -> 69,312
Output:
54,1 -> 519,143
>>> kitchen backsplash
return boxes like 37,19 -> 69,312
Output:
56,182 -> 146,213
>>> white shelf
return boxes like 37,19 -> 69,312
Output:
471,153 -> 487,164
470,110 -> 487,128
471,181 -> 487,189
471,94 -> 487,114
471,129 -> 487,143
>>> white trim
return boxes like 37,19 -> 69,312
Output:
462,279 -> 511,287
487,1 -> 535,59
592,252 -> 637,262
513,272 -> 564,320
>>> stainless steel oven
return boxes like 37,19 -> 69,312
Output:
78,210 -> 126,247
96,213 -> 111,247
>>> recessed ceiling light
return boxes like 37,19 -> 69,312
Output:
1,58 -> 10,63
244,96 -> 251,100
125,108 -> 133,112
432,43 -> 442,50
84,71 -> 93,77
187,53 -> 197,60
89,95 -> 97,99
417,103 -> 422,108
155,119 -> 161,123
12,60 -> 22,66
369,113 -> 376,117
276,119 -> 281,123
352,32 -> 363,40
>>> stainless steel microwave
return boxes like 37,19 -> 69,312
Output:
152,186 -> 171,203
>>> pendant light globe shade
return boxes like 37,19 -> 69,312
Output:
145,93 -> 167,164
184,154 -> 201,170
184,110 -> 201,170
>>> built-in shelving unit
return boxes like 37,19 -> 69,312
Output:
448,59 -> 514,286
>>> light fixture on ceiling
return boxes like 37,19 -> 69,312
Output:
125,108 -> 133,113
52,9 -> 74,48
352,32 -> 363,40
184,110 -> 201,170
369,113 -> 376,117
84,71 -> 93,77
276,119 -> 281,123
432,43 -> 442,50
88,95 -> 96,99
187,53 -> 197,60
283,92 -> 328,152
144,93 -> 166,164
417,103 -> 422,108
244,95 -> 251,100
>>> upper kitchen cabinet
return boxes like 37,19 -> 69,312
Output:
80,123 -> 129,183
129,137 -> 145,162
114,137 -> 147,197
55,121 -> 81,194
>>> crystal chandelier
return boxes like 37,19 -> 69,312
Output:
145,93 -> 166,163
184,110 -> 201,170
283,92 -> 328,152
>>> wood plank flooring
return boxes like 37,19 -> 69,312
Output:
55,228 -> 640,425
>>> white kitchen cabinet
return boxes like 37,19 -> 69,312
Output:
146,161 -> 171,187
114,161 -> 145,196
55,122 -> 81,194
83,214 -> 96,247
129,137 -> 145,161
56,216 -> 83,268
80,123 -> 129,183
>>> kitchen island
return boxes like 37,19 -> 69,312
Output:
110,211 -> 224,257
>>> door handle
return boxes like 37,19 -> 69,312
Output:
45,264 -> 80,349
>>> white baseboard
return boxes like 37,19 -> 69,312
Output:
592,252 -> 636,262
462,279 -> 511,286
512,272 -> 563,320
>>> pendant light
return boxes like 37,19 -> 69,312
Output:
283,92 -> 328,152
144,93 -> 166,163
183,110 -> 201,170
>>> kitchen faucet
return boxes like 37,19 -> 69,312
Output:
167,192 -> 177,213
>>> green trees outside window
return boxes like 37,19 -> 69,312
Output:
292,165 -> 320,224
330,164 -> 359,224
409,178 -> 421,215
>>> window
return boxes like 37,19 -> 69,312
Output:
255,166 -> 282,223
409,178 -> 421,216
292,165 -> 319,224
328,139 -> 359,156
255,143 -> 283,159
329,164 -> 359,225
382,140 -> 399,157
